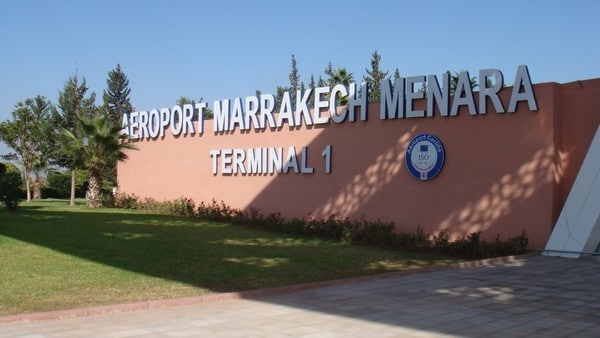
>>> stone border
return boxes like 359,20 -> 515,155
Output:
0,253 -> 536,324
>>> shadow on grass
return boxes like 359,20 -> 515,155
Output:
0,201 -> 442,294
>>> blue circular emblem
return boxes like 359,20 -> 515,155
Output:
405,133 -> 445,181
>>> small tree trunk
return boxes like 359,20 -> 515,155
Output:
24,172 -> 31,203
33,176 -> 41,199
86,168 -> 102,208
70,169 -> 76,206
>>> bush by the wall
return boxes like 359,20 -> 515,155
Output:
197,198 -> 240,221
113,192 -> 140,209
0,162 -> 23,211
167,197 -> 196,217
110,194 -> 530,259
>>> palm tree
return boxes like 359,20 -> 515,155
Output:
327,67 -> 354,105
63,114 -> 136,207
447,71 -> 478,95
328,68 -> 354,88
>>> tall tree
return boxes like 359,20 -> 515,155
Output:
324,62 -> 334,80
0,96 -> 55,202
275,85 -> 287,112
57,74 -> 97,206
102,64 -> 131,130
102,65 -> 131,189
289,54 -> 300,104
62,114 -> 136,208
309,74 -> 316,91
363,51 -> 388,103
317,75 -> 326,87
254,90 -> 262,117
393,68 -> 401,82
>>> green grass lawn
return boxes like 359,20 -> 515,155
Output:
0,200 -> 456,316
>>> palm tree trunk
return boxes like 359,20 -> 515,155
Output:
24,172 -> 31,203
86,167 -> 102,208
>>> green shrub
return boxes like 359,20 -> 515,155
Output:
509,231 -> 529,253
197,198 -> 238,221
46,171 -> 71,198
75,170 -> 89,198
449,232 -> 482,259
42,170 -> 88,199
113,192 -> 140,209
101,191 -> 116,207
340,219 -> 360,243
359,219 -> 395,247
167,197 -> 196,217
40,186 -> 60,199
0,162 -> 23,210
432,229 -> 450,250
494,231 -> 529,255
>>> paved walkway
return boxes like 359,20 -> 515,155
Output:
1,255 -> 600,337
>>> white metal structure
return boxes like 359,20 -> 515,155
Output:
544,125 -> 600,258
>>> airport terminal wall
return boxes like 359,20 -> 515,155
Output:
118,78 -> 600,249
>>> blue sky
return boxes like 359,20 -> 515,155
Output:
1,0 -> 599,154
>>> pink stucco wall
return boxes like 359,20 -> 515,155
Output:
118,79 -> 600,249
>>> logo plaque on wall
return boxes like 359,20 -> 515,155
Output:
405,133 -> 445,181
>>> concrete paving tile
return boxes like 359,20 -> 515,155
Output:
560,320 -> 600,330
527,333 -> 558,338
559,308 -> 598,319
15,321 -> 79,332
185,317 -> 228,327
579,325 -> 600,336
494,325 -> 548,336
140,322 -> 197,334
107,328 -> 153,337
393,315 -> 434,327
537,326 -> 585,337
44,329 -> 98,337
162,327 -> 214,337
431,319 -> 479,333
299,332 -> 338,338
529,316 -> 569,329
402,328 -> 460,338
480,317 -> 525,331
0,327 -> 36,338
455,325 -> 506,337
505,305 -> 541,314
371,310 -> 421,323
480,302 -> 511,311
457,315 -> 498,328
276,325 -> 327,337
244,319 -> 304,332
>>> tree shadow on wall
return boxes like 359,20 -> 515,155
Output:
243,102 -> 557,248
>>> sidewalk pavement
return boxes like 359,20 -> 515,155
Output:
1,254 -> 600,337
